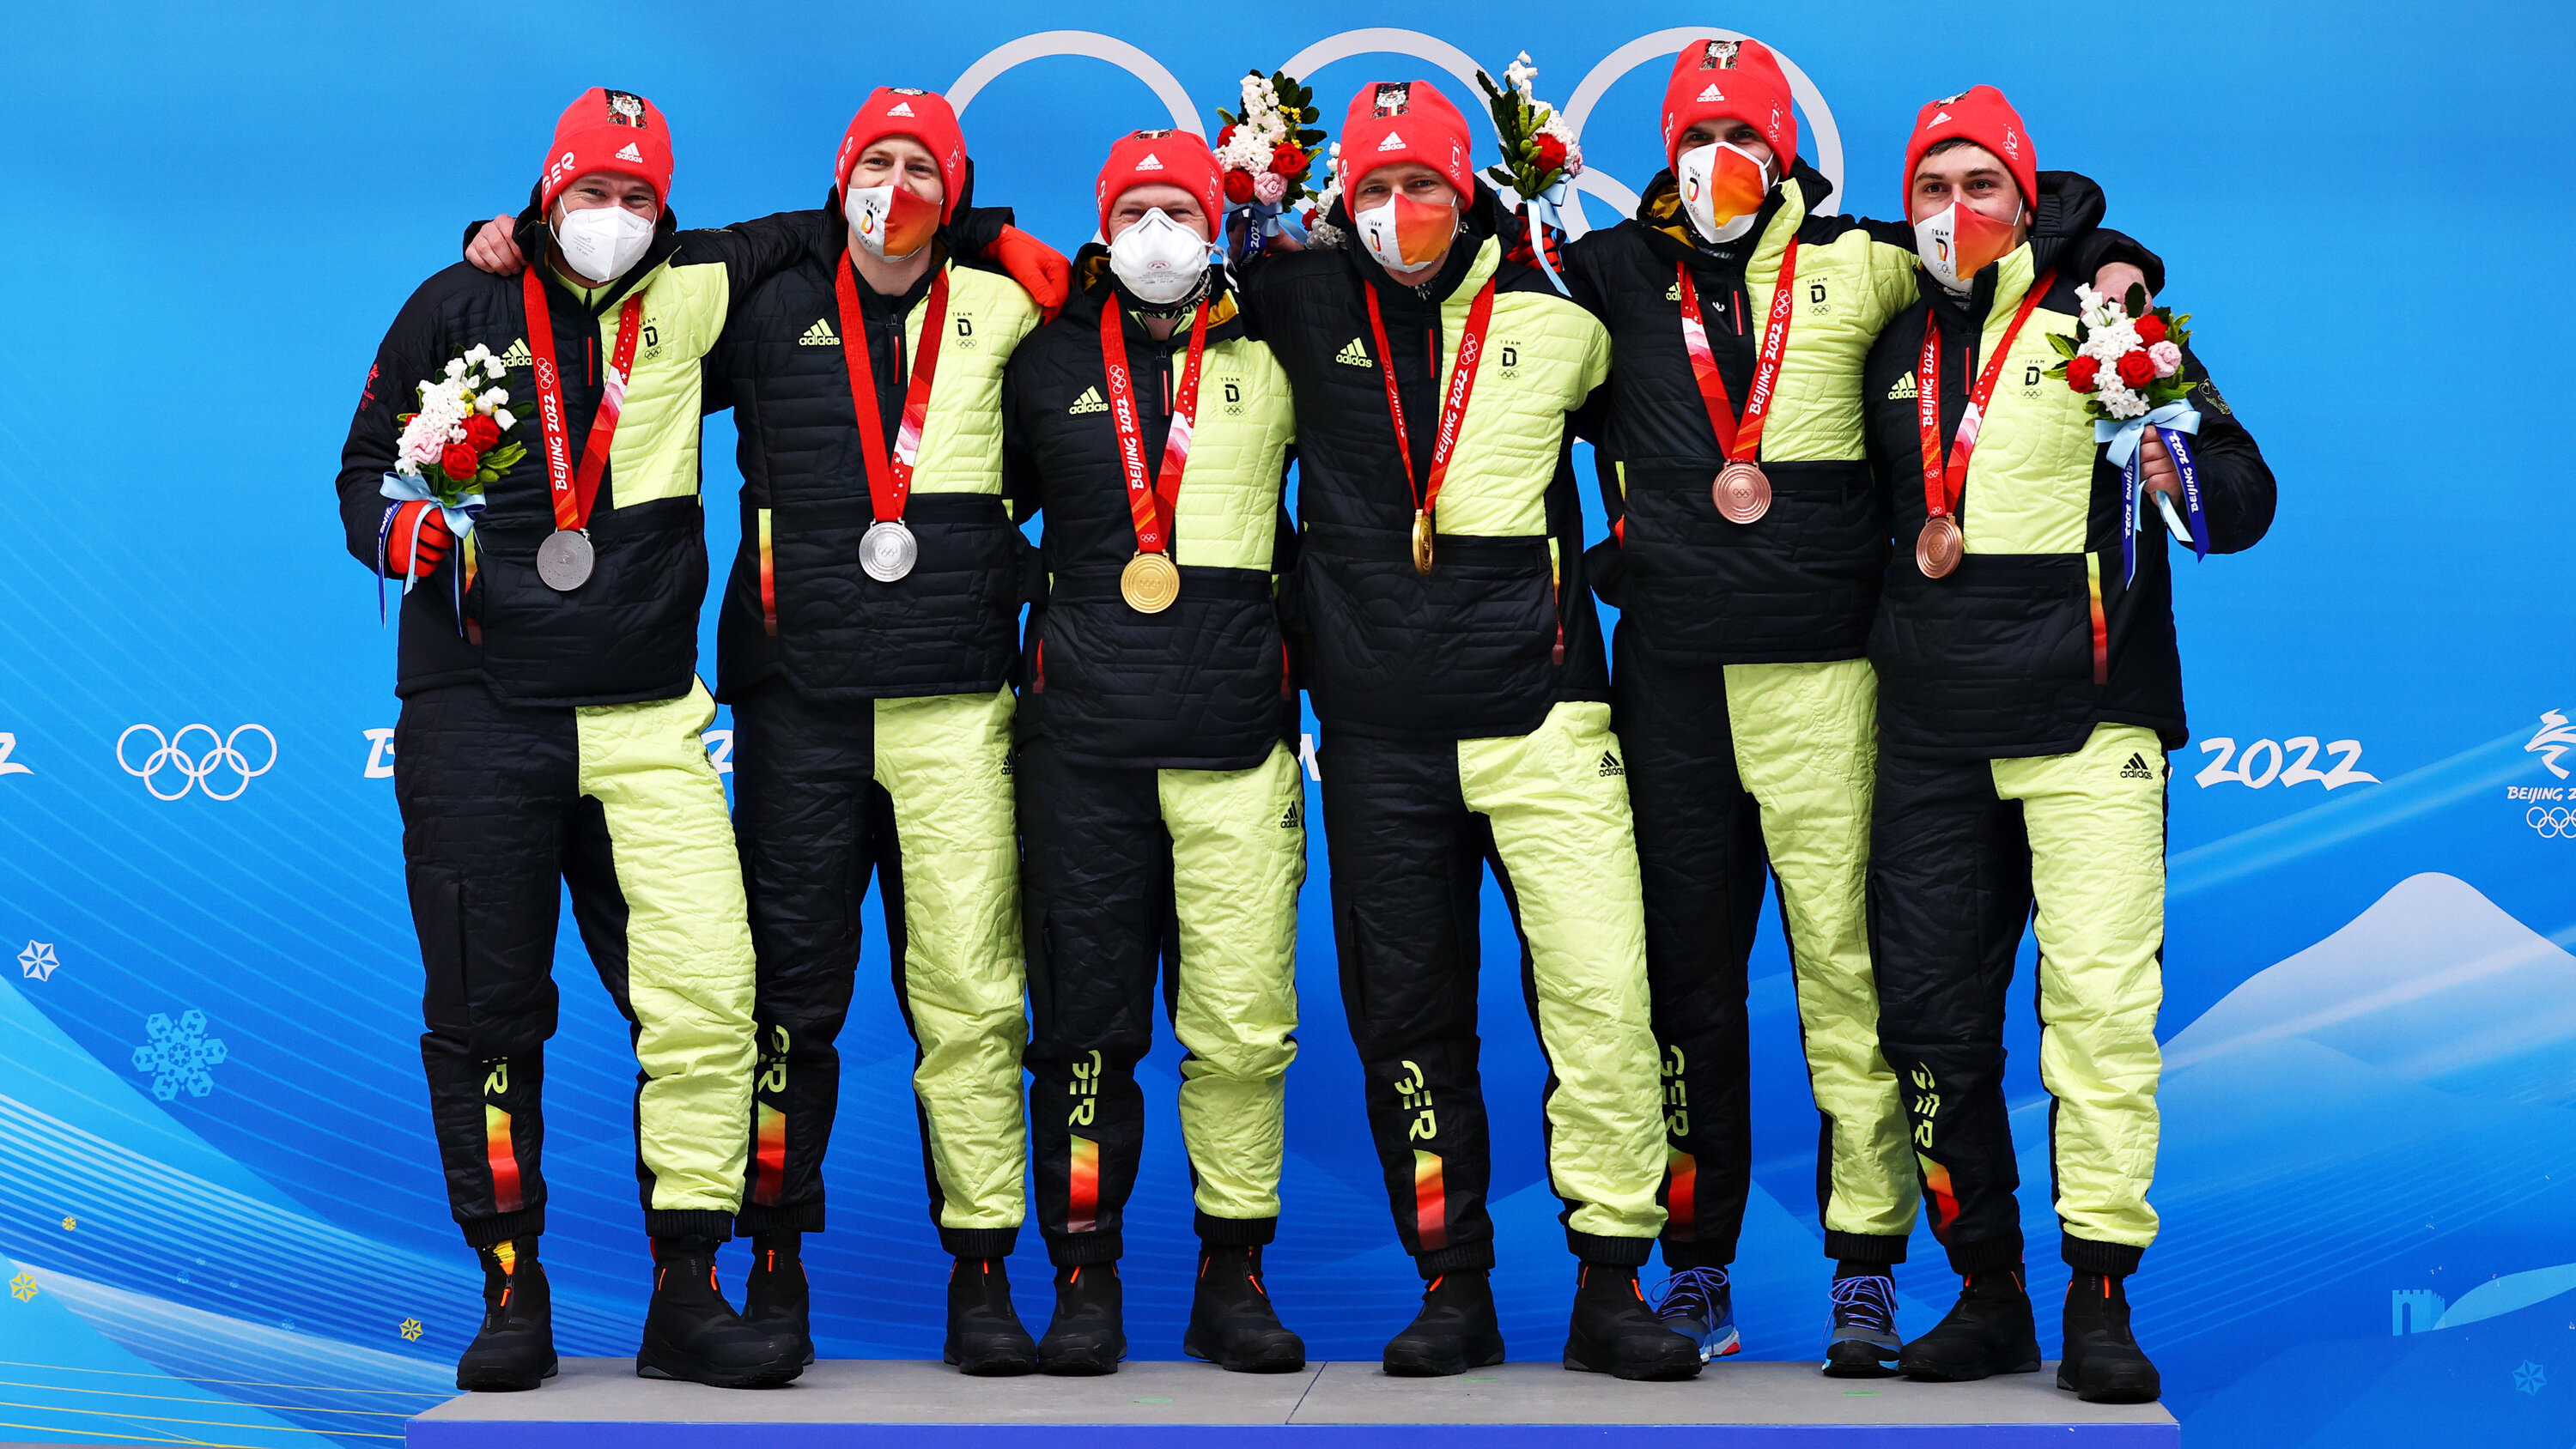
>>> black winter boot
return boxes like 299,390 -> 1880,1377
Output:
1899,1269 -> 2040,1381
456,1240 -> 556,1391
742,1233 -> 813,1366
635,1236 -> 804,1388
2059,1272 -> 2160,1404
1037,1264 -> 1125,1376
945,1258 -> 1039,1376
1182,1246 -> 1305,1373
1563,1263 -> 1702,1381
1382,1270 -> 1506,1377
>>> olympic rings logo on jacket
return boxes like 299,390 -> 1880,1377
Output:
117,724 -> 277,802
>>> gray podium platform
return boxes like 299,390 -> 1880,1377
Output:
406,1357 -> 2178,1446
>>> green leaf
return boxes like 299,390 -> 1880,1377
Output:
2124,282 -> 2148,316
1301,106 -> 1318,122
2046,331 -> 2078,358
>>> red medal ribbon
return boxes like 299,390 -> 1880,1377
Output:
520,269 -> 646,533
833,256 -> 952,524
1364,278 -> 1498,530
1917,269 -> 2057,526
1674,239 -> 1800,463
1098,296 -> 1212,557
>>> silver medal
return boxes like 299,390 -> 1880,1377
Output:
860,519 -> 919,582
536,529 -> 595,591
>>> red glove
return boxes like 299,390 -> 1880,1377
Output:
1504,217 -> 1563,276
385,500 -> 454,579
990,225 -> 1071,321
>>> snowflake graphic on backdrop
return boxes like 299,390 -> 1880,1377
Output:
17,942 -> 57,981
2514,1360 -> 2546,1396
132,1011 -> 228,1100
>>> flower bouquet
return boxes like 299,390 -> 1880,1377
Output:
1475,52 -> 1583,292
2046,282 -> 2205,578
1216,70 -> 1327,256
380,344 -> 522,609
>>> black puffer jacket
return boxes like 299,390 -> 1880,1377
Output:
1861,173 -> 2274,759
1004,254 -> 1302,771
708,196 -> 1044,704
1567,161 -> 2164,667
1240,187 -> 1613,742
337,205 -> 802,705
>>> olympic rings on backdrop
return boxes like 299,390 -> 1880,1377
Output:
2530,806 -> 2575,839
117,724 -> 278,802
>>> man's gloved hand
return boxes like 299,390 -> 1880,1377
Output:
1504,215 -> 1562,276
385,501 -> 455,579
465,215 -> 526,275
989,225 -> 1070,321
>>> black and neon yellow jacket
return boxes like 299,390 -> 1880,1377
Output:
1004,252 -> 1300,771
1568,161 -> 2164,666
1860,174 -> 2274,761
1242,189 -> 1613,742
337,205 -> 803,706
707,200 -> 1043,705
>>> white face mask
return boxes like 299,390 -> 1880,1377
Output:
1674,140 -> 1774,245
554,203 -> 654,284
1912,197 -> 2025,294
1107,207 -> 1214,305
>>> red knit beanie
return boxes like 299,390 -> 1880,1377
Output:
1336,80 -> 1475,199
834,88 -> 969,223
1902,86 -> 2038,213
1660,38 -> 1797,173
1095,130 -> 1226,239
539,88 -> 674,213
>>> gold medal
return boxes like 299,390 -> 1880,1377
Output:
1120,550 -> 1181,613
1712,461 -> 1772,524
1412,509 -> 1435,574
1916,516 -> 1964,579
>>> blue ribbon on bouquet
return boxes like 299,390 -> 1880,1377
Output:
2099,402 -> 2206,586
1522,175 -> 1572,296
376,471 -> 485,630
1229,201 -> 1309,262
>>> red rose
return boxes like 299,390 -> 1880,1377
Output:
2116,350 -> 2156,389
1217,124 -> 1236,149
1534,133 -> 1567,173
440,442 -> 480,482
2133,314 -> 2167,346
462,414 -> 501,452
1224,169 -> 1255,203
1272,143 -> 1309,178
2065,356 -> 2100,392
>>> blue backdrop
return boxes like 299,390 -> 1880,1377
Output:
1,3 -> 2571,1446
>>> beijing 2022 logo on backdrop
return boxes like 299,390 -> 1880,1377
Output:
943,27 -> 1845,234
117,724 -> 276,801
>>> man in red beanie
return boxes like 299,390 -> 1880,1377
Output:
1549,38 -> 2160,1375
465,85 -> 1072,1373
337,86 -> 817,1392
1860,82 -> 2275,1404
1236,78 -> 1698,1383
999,127 -> 1309,1378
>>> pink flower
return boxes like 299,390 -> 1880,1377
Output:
1253,171 -> 1288,206
2148,340 -> 2183,378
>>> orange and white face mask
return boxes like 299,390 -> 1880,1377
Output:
1675,140 -> 1774,244
846,182 -> 940,261
1913,196 -> 2022,292
1355,190 -> 1458,272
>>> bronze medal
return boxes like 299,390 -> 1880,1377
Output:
1411,509 -> 1435,574
1712,460 -> 1772,524
1916,515 -> 1963,579
1120,550 -> 1181,613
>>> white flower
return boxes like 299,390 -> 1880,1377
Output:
2095,384 -> 2146,420
1504,52 -> 1538,100
479,386 -> 509,412
485,358 -> 507,379
462,343 -> 491,365
2148,340 -> 2183,378
493,407 -> 516,431
444,357 -> 467,379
